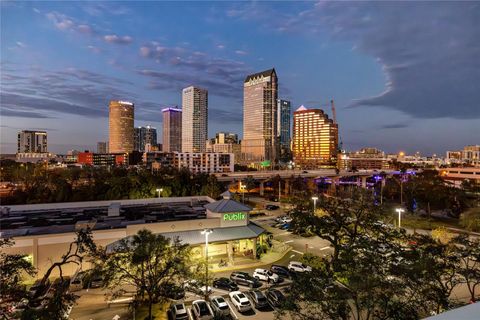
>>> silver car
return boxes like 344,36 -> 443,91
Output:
210,296 -> 230,317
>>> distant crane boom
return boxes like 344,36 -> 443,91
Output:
330,99 -> 337,124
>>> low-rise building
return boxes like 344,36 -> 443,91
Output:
338,148 -> 390,171
0,193 -> 265,278
439,167 -> 480,187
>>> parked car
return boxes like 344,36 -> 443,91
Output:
280,223 -> 291,230
165,284 -> 186,300
230,271 -> 260,288
288,261 -> 312,273
70,271 -> 86,292
191,300 -> 214,320
184,280 -> 212,296
246,290 -> 269,309
266,289 -> 286,307
212,277 -> 239,291
266,204 -> 280,210
209,296 -> 230,317
229,291 -> 252,313
253,268 -> 279,283
89,274 -> 103,288
28,279 -> 50,299
270,265 -> 290,278
169,303 -> 189,320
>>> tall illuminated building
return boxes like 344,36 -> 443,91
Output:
242,68 -> 278,164
292,106 -> 338,168
162,107 -> 182,152
182,86 -> 208,153
134,125 -> 157,152
109,100 -> 134,153
277,99 -> 291,162
17,130 -> 48,153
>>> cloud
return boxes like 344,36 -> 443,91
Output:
46,11 -> 74,30
380,123 -> 408,129
15,41 -> 26,48
228,2 -> 480,119
138,42 -> 253,98
217,44 -> 225,49
235,50 -> 248,55
104,34 -> 133,44
87,45 -> 101,54
0,63 -> 161,122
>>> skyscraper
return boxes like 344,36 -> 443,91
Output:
277,99 -> 291,162
109,100 -> 134,153
242,68 -> 278,164
162,107 -> 182,152
17,130 -> 48,153
292,106 -> 338,168
97,141 -> 108,154
182,86 -> 208,153
134,125 -> 157,152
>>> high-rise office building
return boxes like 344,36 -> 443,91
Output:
162,107 -> 182,152
109,100 -> 134,153
216,132 -> 239,144
277,99 -> 291,162
134,125 -> 157,152
182,86 -> 208,153
292,106 -> 338,168
97,141 -> 108,154
17,130 -> 48,153
242,68 -> 278,164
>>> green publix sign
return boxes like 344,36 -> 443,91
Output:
223,212 -> 246,221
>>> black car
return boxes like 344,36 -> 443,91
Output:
165,284 -> 186,300
230,271 -> 260,288
266,205 -> 280,210
266,289 -> 285,307
213,277 -> 239,291
270,265 -> 290,278
246,290 -> 269,309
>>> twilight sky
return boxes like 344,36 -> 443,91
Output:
1,1 -> 479,155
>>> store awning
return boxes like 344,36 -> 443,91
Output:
106,222 -> 265,254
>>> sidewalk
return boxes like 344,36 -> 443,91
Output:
210,245 -> 292,273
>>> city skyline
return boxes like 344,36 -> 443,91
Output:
1,1 -> 479,155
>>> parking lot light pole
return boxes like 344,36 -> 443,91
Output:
395,208 -> 405,228
201,229 -> 213,301
156,188 -> 163,198
311,196 -> 318,213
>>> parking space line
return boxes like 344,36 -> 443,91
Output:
292,250 -> 304,255
319,246 -> 330,251
289,254 -> 295,258
284,240 -> 294,244
227,299 -> 239,319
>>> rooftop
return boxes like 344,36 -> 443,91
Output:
244,68 -> 276,83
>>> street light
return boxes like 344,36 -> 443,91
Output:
200,229 -> 213,300
156,188 -> 163,198
395,208 -> 405,228
311,196 -> 319,212
240,184 -> 246,203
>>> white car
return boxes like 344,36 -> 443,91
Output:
229,291 -> 252,312
288,261 -> 312,273
253,268 -> 279,283
191,300 -> 214,320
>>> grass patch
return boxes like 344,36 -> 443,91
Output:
135,302 -> 169,320
400,214 -> 461,231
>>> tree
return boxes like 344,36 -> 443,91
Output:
452,234 -> 480,302
95,229 -> 193,320
201,175 -> 222,199
282,189 -> 463,319
242,176 -> 256,194
0,238 -> 36,317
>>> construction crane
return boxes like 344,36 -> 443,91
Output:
330,99 -> 337,124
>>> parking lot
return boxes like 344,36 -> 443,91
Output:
70,201 -> 329,320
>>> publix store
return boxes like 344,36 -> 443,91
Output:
107,191 -> 268,266
0,191 -> 267,277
